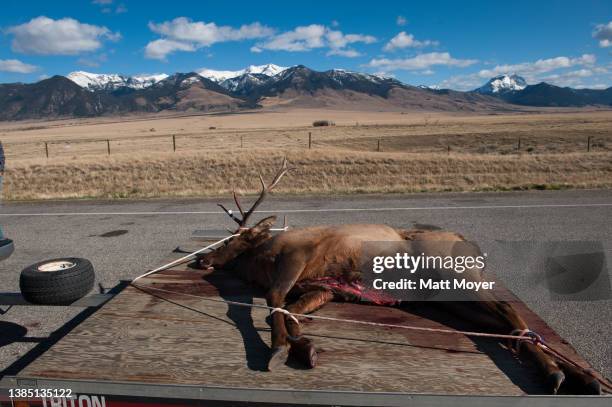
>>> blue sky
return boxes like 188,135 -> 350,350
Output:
0,0 -> 610,90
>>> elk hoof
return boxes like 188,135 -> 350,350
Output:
583,379 -> 601,395
289,337 -> 318,369
560,364 -> 602,395
267,346 -> 289,371
546,371 -> 565,395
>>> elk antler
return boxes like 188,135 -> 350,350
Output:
218,157 -> 291,229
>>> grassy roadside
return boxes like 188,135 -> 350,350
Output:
4,149 -> 611,201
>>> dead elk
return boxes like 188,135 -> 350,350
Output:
197,158 -> 601,395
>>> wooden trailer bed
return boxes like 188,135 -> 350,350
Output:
6,247 -> 612,404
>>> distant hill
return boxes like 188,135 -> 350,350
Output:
501,83 -> 612,107
0,64 -> 610,120
0,76 -> 112,120
473,75 -> 612,107
0,73 -> 250,120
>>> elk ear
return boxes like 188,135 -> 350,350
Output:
251,216 -> 277,233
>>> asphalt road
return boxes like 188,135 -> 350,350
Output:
0,189 -> 610,380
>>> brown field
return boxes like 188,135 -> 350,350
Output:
1,109 -> 611,200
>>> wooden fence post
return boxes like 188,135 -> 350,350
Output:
377,139 -> 381,152
308,132 -> 312,149
517,137 -> 521,151
447,145 -> 450,155
44,142 -> 49,158
107,139 -> 111,155
172,135 -> 176,152
587,136 -> 592,152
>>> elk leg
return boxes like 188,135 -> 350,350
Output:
474,299 -> 564,393
265,288 -> 291,370
480,299 -> 599,394
265,251 -> 307,371
441,298 -> 600,394
284,288 -> 334,368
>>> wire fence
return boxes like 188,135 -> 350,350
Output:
3,131 -> 611,160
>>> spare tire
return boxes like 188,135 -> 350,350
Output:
20,258 -> 95,305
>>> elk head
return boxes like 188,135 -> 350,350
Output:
198,158 -> 292,269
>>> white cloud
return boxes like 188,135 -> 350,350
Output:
438,55 -> 608,90
92,0 -> 126,12
327,48 -> 362,57
6,16 -> 120,55
252,25 -> 375,56
145,20 -> 375,59
593,21 -> 612,48
149,18 -> 273,45
477,54 -> 596,78
540,68 -> 609,88
383,31 -> 438,51
145,39 -> 196,60
256,24 -> 326,51
396,16 -> 407,26
145,17 -> 274,59
0,59 -> 38,73
327,30 -> 376,50
367,52 -> 477,71
438,74 -> 484,90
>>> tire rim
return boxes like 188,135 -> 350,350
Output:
37,260 -> 76,272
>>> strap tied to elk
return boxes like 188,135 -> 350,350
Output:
509,328 -> 545,353
271,307 -> 300,325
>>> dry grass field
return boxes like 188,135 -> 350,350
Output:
1,109 -> 611,200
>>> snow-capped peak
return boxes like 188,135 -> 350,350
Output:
418,84 -> 440,90
244,63 -> 287,77
475,74 -> 527,94
197,64 -> 288,82
195,68 -> 242,83
66,71 -> 168,91
132,73 -> 169,84
67,71 -> 123,89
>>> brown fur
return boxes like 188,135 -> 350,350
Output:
199,217 -> 599,394
199,160 -> 600,394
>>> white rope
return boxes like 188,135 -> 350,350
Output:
271,307 -> 300,324
129,227 -> 533,342
134,225 -> 290,283
132,234 -> 239,283
130,283 -> 537,342
128,226 -> 612,391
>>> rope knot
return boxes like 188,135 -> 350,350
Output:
271,307 -> 300,325
509,328 -> 544,353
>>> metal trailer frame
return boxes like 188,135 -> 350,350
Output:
0,230 -> 610,406
1,376 -> 611,407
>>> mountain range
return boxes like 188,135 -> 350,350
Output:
473,74 -> 612,107
0,65 -> 610,121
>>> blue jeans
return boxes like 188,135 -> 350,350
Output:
0,140 -> 5,240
